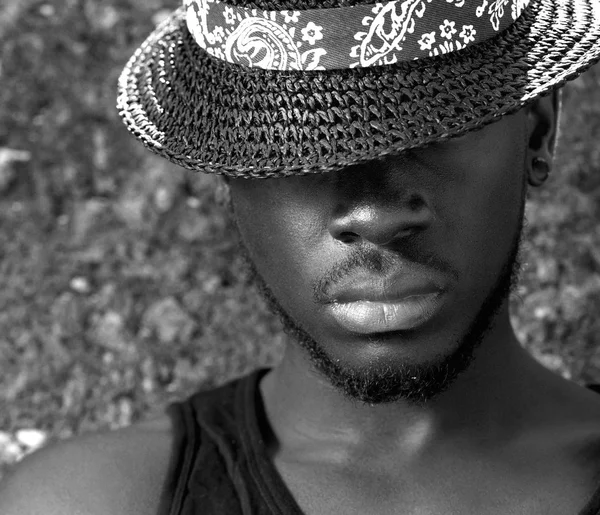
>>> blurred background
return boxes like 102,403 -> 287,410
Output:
1,0 -> 600,481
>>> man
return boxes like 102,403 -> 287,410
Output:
2,0 -> 600,513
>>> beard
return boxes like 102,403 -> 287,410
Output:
230,198 -> 526,408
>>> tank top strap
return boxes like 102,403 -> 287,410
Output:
235,368 -> 306,514
586,384 -> 600,395
165,371 -> 267,515
159,399 -> 200,515
577,384 -> 600,515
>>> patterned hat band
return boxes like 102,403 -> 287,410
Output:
184,0 -> 531,70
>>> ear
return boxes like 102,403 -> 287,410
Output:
525,89 -> 562,187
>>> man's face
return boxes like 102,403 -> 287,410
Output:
228,111 -> 530,406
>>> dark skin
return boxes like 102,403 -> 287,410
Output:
3,92 -> 600,515
225,91 -> 600,514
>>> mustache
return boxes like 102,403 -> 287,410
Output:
231,217 -> 459,307
312,244 -> 459,304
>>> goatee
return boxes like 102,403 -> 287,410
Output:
231,206 -> 525,407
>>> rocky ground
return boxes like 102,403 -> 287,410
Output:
1,0 -> 600,480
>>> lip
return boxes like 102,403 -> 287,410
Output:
324,272 -> 445,304
321,270 -> 449,333
327,292 -> 445,334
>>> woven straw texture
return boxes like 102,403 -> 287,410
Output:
117,0 -> 600,179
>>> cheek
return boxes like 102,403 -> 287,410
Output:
230,182 -> 326,304
470,126 -> 526,231
441,139 -> 525,280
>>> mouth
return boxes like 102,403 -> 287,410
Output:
326,292 -> 445,334
321,270 -> 450,334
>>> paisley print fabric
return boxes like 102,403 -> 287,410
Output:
184,0 -> 531,70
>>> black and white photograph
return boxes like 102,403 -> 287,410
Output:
1,0 -> 600,513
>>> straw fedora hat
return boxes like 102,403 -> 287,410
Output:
117,0 -> 600,178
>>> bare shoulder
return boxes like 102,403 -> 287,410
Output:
0,411 -> 175,515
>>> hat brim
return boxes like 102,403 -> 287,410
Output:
117,0 -> 600,178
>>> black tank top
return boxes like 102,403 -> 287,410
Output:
161,367 -> 600,515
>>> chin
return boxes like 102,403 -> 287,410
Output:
290,316 -> 488,406
316,316 -> 467,364
301,335 -> 477,406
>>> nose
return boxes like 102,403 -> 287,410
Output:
328,194 -> 434,247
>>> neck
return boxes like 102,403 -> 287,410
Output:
260,305 -> 560,467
